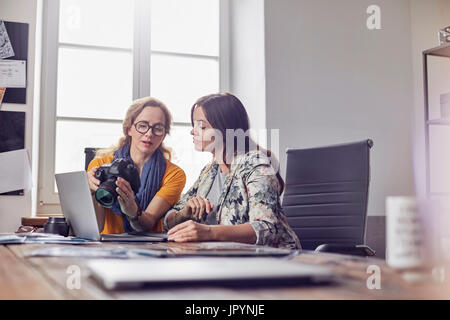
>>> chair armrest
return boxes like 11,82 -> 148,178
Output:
315,244 -> 376,257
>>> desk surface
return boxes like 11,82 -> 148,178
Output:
1,242 -> 449,300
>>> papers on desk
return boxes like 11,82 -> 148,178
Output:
0,233 -> 93,245
0,235 -> 26,244
196,242 -> 279,249
87,257 -> 333,290
27,246 -> 165,259
0,149 -> 32,194
25,242 -> 295,259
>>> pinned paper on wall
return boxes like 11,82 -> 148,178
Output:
0,60 -> 26,88
0,20 -> 15,59
0,149 -> 32,194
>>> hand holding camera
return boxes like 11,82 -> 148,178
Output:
89,159 -> 141,218
115,177 -> 140,218
87,166 -> 100,194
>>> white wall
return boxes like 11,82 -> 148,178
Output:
0,0 -> 40,232
264,0 -> 415,216
229,0 -> 266,140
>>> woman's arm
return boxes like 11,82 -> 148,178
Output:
134,195 -> 171,231
167,220 -> 256,244
211,224 -> 257,243
244,163 -> 300,248
164,208 -> 191,230
115,177 -> 171,231
244,164 -> 284,246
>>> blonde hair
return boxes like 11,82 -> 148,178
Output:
96,97 -> 172,160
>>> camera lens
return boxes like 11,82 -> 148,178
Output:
95,180 -> 118,208
93,158 -> 140,209
44,217 -> 69,236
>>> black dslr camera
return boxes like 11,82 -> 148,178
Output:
94,158 -> 141,208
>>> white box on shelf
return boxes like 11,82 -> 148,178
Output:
440,92 -> 450,118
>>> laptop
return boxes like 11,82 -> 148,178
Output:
87,257 -> 334,289
55,171 -> 167,242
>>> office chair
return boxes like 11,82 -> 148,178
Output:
84,147 -> 98,171
282,139 -> 376,256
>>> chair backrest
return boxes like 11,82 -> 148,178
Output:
84,148 -> 98,171
282,139 -> 373,250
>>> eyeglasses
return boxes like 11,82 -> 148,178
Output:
133,121 -> 166,136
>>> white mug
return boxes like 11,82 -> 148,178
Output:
386,197 -> 432,269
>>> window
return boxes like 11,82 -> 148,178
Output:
38,0 -> 229,214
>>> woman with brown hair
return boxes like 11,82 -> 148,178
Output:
87,97 -> 186,234
165,93 -> 300,249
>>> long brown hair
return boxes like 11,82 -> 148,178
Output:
191,92 -> 285,194
97,97 -> 172,160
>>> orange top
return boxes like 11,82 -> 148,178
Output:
87,154 -> 186,234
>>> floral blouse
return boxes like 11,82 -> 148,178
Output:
168,150 -> 301,249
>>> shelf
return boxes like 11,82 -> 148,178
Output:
423,43 -> 450,57
423,43 -> 450,195
427,119 -> 450,126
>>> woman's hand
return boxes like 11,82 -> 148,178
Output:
180,196 -> 214,221
87,166 -> 100,194
116,177 -> 139,217
167,220 -> 214,242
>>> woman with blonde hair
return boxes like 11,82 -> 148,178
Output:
87,97 -> 186,234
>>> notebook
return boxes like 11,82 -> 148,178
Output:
87,257 -> 334,289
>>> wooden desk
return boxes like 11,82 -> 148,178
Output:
1,242 -> 448,300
